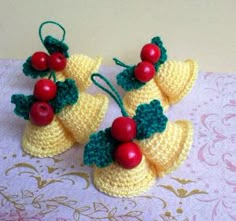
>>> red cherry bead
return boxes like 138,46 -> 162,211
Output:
48,52 -> 67,71
29,102 -> 54,126
134,61 -> 155,83
31,51 -> 49,71
114,142 -> 142,169
140,43 -> 161,64
34,79 -> 57,101
111,117 -> 137,142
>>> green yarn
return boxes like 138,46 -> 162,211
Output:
83,128 -> 118,168
38,21 -> 66,46
91,73 -> 128,117
49,79 -> 79,114
43,35 -> 69,58
22,57 -> 49,79
151,36 -> 168,71
11,94 -> 35,120
133,100 -> 168,140
116,65 -> 145,91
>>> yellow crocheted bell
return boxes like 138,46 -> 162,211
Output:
62,54 -> 102,91
123,79 -> 169,116
136,120 -> 193,177
155,60 -> 198,104
22,117 -> 75,158
93,156 -> 156,197
57,92 -> 109,144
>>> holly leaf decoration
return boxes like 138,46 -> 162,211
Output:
133,100 -> 168,140
43,35 -> 69,58
116,66 -> 145,91
151,36 -> 167,71
22,57 -> 49,79
49,79 -> 78,113
11,94 -> 35,120
83,128 -> 119,168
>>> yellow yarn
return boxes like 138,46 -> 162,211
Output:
94,156 -> 156,197
136,120 -> 193,177
22,117 -> 75,158
62,54 -> 102,91
155,60 -> 198,104
57,93 -> 109,144
123,79 -> 169,116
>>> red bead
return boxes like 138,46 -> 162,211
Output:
134,61 -> 155,83
48,52 -> 67,71
114,142 -> 142,169
111,117 -> 137,142
31,51 -> 49,71
140,43 -> 161,64
29,102 -> 54,126
34,79 -> 57,101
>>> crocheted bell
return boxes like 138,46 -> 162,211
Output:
62,54 -> 102,91
122,79 -> 168,116
11,77 -> 79,157
155,60 -> 198,104
114,37 -> 198,113
11,21 -> 108,157
93,157 -> 156,197
83,74 -> 193,197
57,92 -> 108,144
22,117 -> 74,157
136,120 -> 193,177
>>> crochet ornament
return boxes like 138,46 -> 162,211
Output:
83,74 -> 193,197
11,21 -> 108,157
114,37 -> 198,116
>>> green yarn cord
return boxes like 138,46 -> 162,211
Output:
11,94 -> 35,120
39,21 -> 69,57
133,100 -> 168,140
91,73 -> 128,117
49,79 -> 79,114
113,58 -> 131,68
83,128 -> 119,168
38,21 -> 66,46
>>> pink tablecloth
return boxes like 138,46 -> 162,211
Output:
0,59 -> 236,221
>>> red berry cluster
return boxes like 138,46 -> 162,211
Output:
111,116 -> 142,169
31,51 -> 67,72
29,79 -> 57,126
134,43 -> 161,83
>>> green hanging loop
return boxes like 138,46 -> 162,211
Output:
113,58 -> 131,68
91,73 -> 128,117
38,21 -> 66,45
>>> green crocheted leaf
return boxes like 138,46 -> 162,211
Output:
49,79 -> 79,114
151,36 -> 168,71
22,57 -> 49,79
43,35 -> 69,58
116,66 -> 145,91
83,128 -> 118,168
133,100 -> 168,140
11,94 -> 35,120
